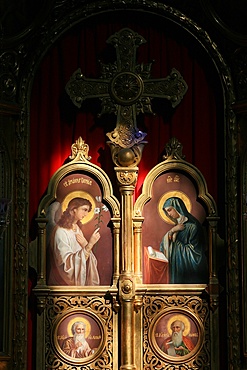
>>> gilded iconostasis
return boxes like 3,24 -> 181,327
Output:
0,1 -> 247,370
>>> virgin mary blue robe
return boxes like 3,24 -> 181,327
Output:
160,197 -> 208,284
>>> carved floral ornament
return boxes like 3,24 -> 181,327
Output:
69,137 -> 92,162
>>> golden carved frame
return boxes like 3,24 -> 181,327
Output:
133,138 -> 220,369
33,137 -> 120,369
32,135 -> 222,370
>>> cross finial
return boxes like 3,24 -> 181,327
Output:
66,28 -> 188,166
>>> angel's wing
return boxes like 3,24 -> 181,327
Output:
46,201 -> 62,243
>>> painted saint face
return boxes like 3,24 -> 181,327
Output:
72,205 -> 90,221
75,323 -> 86,335
171,322 -> 182,333
165,206 -> 179,219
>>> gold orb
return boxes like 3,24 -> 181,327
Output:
118,148 -> 135,166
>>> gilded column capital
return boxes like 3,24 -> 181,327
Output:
115,167 -> 139,187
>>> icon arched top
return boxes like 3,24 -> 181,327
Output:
134,138 -> 217,219
37,137 -> 120,219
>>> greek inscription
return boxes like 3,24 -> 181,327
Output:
166,175 -> 180,183
63,177 -> 92,187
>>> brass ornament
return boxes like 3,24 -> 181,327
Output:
66,28 -> 188,157
107,124 -> 147,170
69,136 -> 92,162
115,168 -> 138,187
163,137 -> 186,161
120,278 -> 134,299
106,125 -> 147,149
110,72 -> 144,105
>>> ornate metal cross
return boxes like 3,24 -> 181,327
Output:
66,28 -> 187,161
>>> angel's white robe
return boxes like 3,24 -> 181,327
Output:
48,226 -> 100,286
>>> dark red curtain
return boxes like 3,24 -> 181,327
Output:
28,12 -> 222,369
30,16 -> 220,223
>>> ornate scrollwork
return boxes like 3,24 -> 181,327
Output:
45,295 -> 113,370
115,168 -> 138,187
143,295 -> 209,369
0,51 -> 19,101
0,198 -> 11,237
107,124 -> 147,150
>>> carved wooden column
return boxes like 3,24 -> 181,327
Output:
116,168 -> 137,370
36,217 -> 48,286
207,216 -> 221,370
133,218 -> 143,284
34,217 -> 50,314
108,130 -> 146,370
33,217 -> 50,370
